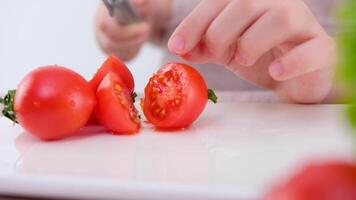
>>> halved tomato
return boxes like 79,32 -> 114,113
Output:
95,72 -> 140,134
141,63 -> 215,130
90,55 -> 135,94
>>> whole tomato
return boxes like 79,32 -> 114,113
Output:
12,66 -> 96,140
264,161 -> 356,200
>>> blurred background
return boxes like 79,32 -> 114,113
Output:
0,0 -> 163,93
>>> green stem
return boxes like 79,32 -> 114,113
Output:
132,92 -> 138,103
208,89 -> 218,104
1,90 -> 18,123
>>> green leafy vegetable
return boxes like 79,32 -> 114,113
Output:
337,0 -> 356,128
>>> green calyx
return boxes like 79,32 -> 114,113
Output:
0,90 -> 18,124
208,89 -> 218,104
132,92 -> 138,103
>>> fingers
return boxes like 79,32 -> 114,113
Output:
96,22 -> 150,57
269,36 -> 336,81
236,2 -> 322,67
130,0 -> 145,6
97,29 -> 149,60
95,2 -> 151,60
101,22 -> 151,42
180,42 -> 216,64
204,0 -> 268,64
168,0 -> 229,55
96,1 -> 150,41
98,31 -> 149,51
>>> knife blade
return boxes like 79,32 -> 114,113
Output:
103,0 -> 142,25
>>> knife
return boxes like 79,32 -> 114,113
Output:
102,0 -> 142,25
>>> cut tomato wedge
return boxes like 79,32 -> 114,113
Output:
95,72 -> 140,134
141,63 -> 209,130
90,55 -> 135,94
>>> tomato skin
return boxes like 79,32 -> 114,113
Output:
264,161 -> 356,200
90,55 -> 135,94
142,63 -> 208,129
14,66 -> 96,140
95,73 -> 140,134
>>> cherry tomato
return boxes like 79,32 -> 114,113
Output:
90,55 -> 135,94
141,63 -> 209,130
264,161 -> 356,200
95,72 -> 140,134
14,66 -> 96,140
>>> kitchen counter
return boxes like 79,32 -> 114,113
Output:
0,92 -> 354,200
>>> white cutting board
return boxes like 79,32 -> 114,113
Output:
0,94 -> 354,200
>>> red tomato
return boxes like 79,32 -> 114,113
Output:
264,161 -> 356,200
90,55 -> 135,94
141,63 -> 208,129
95,72 -> 140,134
14,66 -> 96,140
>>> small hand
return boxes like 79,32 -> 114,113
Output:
168,0 -> 336,103
95,1 -> 151,61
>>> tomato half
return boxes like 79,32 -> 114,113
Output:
90,55 -> 135,94
264,161 -> 356,200
95,72 -> 140,134
14,66 -> 96,140
141,63 -> 208,129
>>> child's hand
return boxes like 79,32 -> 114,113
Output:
95,1 -> 153,61
168,0 -> 336,103
95,1 -> 151,61
95,0 -> 171,61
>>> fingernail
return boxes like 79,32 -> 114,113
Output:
169,35 -> 185,54
270,63 -> 284,78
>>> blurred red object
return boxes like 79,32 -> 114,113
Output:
264,161 -> 356,200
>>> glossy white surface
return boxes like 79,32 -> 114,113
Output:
0,98 -> 355,200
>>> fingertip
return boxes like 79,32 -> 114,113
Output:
168,35 -> 186,55
269,62 -> 284,80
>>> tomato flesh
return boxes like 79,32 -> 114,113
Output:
90,55 -> 135,94
95,73 -> 140,134
142,63 -> 208,129
14,66 -> 96,140
264,161 -> 356,200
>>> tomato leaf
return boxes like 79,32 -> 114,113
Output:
132,92 -> 138,103
0,90 -> 18,124
208,89 -> 218,104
